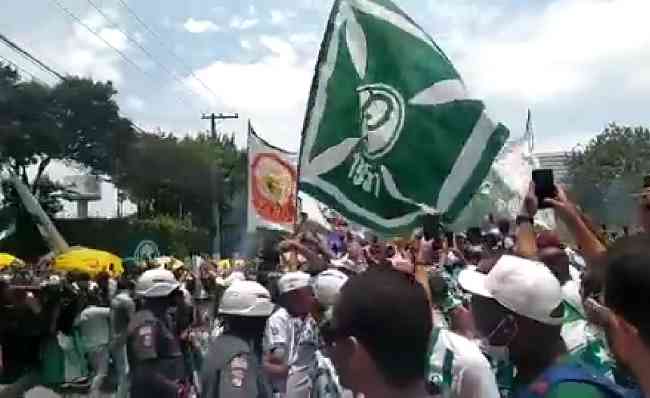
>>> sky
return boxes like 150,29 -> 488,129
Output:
2,0 -> 650,216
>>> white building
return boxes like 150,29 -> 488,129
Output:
535,151 -> 571,184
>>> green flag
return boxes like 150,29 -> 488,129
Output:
299,0 -> 509,235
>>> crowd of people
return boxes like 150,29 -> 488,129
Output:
1,179 -> 650,398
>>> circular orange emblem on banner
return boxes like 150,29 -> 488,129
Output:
251,153 -> 297,224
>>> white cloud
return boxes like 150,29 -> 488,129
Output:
38,9 -> 132,84
183,17 -> 221,33
249,5 -> 257,15
229,16 -> 259,30
240,39 -> 252,50
288,33 -> 319,46
185,36 -> 313,150
124,96 -> 145,112
270,10 -> 296,25
259,35 -> 299,62
443,0 -> 650,103
97,28 -> 128,50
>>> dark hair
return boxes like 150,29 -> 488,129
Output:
427,272 -> 449,305
497,218 -> 511,235
604,235 -> 650,345
334,268 -> 432,387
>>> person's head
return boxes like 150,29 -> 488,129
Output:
601,235 -> 650,378
278,271 -> 314,317
497,218 -> 511,236
135,268 -> 180,307
464,244 -> 483,265
313,269 -> 348,310
325,268 -> 432,393
218,280 -> 274,346
460,255 -> 564,363
536,230 -> 563,250
538,246 -> 571,285
427,271 -> 449,306
116,275 -> 133,292
484,228 -> 503,250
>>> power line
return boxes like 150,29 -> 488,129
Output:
0,53 -> 49,86
0,51 -> 149,133
47,0 -> 200,113
85,0 -> 208,107
0,30 -> 150,134
116,0 -> 223,107
49,0 -> 148,75
0,32 -> 65,80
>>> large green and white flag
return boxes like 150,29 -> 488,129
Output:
299,0 -> 509,235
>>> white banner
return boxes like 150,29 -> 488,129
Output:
247,123 -> 298,233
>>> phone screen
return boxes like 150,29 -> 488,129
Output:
532,169 -> 557,209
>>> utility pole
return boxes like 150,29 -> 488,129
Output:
202,113 -> 239,139
201,112 -> 239,260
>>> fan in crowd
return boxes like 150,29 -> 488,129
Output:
2,176 -> 650,398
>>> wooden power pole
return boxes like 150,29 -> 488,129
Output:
201,112 -> 239,259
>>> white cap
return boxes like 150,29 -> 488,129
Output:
458,255 -> 563,325
278,271 -> 311,295
313,269 -> 348,307
219,280 -> 274,317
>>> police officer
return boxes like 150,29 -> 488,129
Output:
201,280 -> 274,398
127,269 -> 187,398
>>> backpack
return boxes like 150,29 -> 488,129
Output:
514,361 -> 637,398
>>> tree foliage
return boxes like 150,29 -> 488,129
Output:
115,132 -> 247,230
0,63 -> 137,213
1,63 -> 247,254
567,123 -> 650,226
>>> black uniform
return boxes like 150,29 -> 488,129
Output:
127,309 -> 186,398
201,334 -> 271,398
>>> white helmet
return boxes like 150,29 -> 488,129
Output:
313,269 -> 348,307
224,271 -> 246,286
135,269 -> 180,298
278,271 -> 311,295
219,281 -> 274,317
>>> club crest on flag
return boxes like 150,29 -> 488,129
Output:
251,152 -> 297,224
299,0 -> 509,235
248,124 -> 298,233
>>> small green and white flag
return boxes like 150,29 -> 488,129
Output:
299,0 -> 509,235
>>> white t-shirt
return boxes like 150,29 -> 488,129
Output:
75,305 -> 111,350
428,328 -> 500,398
264,307 -> 296,393
265,307 -> 296,356
286,315 -> 318,398
289,315 -> 318,373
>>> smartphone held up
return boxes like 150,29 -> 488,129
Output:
532,169 -> 558,209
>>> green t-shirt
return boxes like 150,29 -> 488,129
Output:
546,381 -> 606,398
516,355 -> 610,398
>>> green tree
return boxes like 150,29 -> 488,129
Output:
0,63 -> 137,195
567,123 -> 650,226
116,132 -> 247,233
